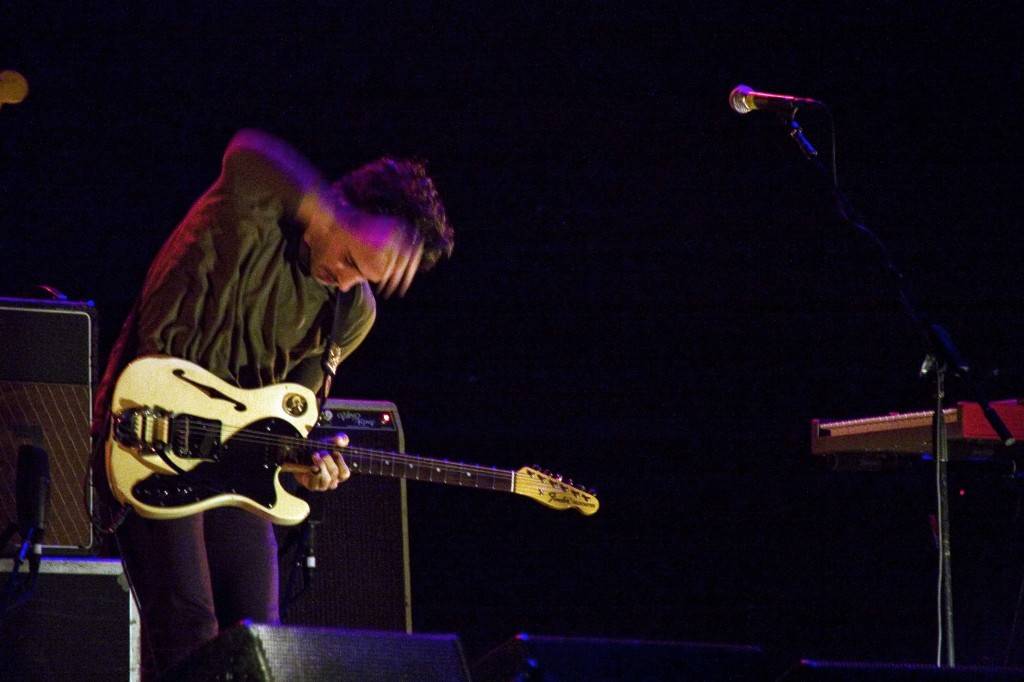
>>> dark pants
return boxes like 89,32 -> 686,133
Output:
117,507 -> 280,679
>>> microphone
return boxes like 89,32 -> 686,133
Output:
16,446 -> 51,549
0,70 -> 29,107
729,84 -> 824,115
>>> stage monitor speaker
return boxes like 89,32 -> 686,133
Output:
161,622 -> 470,682
0,297 -> 97,552
472,634 -> 768,682
780,659 -> 1024,680
278,398 -> 410,632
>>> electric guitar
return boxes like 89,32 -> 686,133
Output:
105,356 -> 600,524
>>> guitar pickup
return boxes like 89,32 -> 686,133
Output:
114,406 -> 172,454
170,413 -> 222,460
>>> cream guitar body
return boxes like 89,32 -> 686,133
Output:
106,356 -> 318,524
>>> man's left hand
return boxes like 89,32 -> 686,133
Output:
294,450 -> 351,491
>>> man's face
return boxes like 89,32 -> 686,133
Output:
305,209 -> 423,297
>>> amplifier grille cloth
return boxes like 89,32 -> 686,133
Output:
0,380 -> 92,549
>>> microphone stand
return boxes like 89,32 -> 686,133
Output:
3,445 -> 51,618
778,108 -> 1015,668
0,523 -> 43,618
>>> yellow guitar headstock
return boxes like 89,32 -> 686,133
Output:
513,466 -> 600,516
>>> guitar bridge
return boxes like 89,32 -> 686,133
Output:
114,407 -> 223,460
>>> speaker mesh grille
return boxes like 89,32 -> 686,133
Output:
0,380 -> 91,549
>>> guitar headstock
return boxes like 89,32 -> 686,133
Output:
513,466 -> 600,516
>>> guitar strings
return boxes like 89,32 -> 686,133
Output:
163,421 -> 517,478
126,418 -> 595,499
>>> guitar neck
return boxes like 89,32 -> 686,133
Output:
326,445 -> 516,492
278,442 -> 598,514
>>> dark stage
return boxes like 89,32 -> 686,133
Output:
2,2 -> 1023,679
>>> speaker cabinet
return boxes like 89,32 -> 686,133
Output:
472,634 -> 768,682
278,399 -> 410,631
161,622 -> 470,682
780,659 -> 1024,680
0,297 -> 97,552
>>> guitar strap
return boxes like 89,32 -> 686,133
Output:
318,290 -> 350,402
287,291 -> 353,601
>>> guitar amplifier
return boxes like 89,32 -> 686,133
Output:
278,398 -> 411,632
0,297 -> 97,553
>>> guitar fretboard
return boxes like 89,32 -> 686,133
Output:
308,444 -> 516,492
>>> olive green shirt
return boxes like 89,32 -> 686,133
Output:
91,145 -> 375,513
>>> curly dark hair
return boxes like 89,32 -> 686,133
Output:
332,158 -> 454,270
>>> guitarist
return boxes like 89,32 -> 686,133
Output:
90,129 -> 454,679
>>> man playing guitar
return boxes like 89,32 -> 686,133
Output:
90,129 -> 454,679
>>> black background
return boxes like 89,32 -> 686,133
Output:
3,1 -> 1023,670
